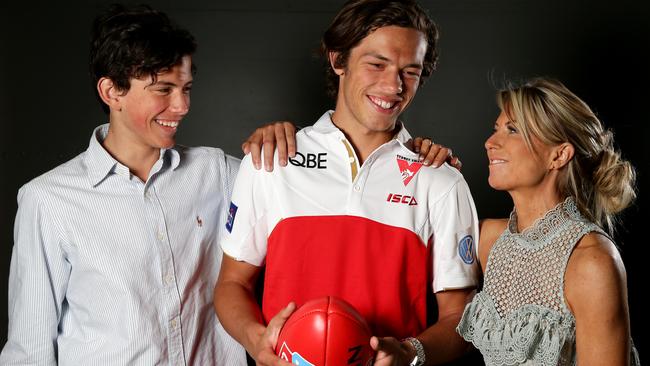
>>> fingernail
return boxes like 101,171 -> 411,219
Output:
254,162 -> 261,170
280,159 -> 287,166
423,160 -> 430,166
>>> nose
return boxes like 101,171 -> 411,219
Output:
380,69 -> 403,95
170,91 -> 190,115
485,132 -> 499,151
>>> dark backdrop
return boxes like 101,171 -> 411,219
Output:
1,0 -> 648,361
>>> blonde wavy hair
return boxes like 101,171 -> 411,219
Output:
497,77 -> 636,234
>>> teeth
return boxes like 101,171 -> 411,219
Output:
370,96 -> 395,109
156,120 -> 179,128
490,159 -> 506,164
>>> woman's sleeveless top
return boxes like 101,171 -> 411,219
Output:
457,198 -> 639,365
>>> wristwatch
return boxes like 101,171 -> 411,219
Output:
404,337 -> 425,366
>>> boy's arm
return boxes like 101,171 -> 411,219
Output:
371,177 -> 479,365
1,186 -> 70,365
214,255 -> 294,366
371,289 -> 474,365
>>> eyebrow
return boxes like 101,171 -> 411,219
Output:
362,52 -> 423,69
147,80 -> 193,88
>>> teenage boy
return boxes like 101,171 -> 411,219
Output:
215,1 -> 479,365
0,5 -> 290,365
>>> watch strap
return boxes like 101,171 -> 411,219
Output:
404,337 -> 425,366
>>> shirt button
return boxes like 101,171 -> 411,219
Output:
165,274 -> 174,285
171,318 -> 178,329
354,185 -> 361,192
349,157 -> 355,163
157,231 -> 165,241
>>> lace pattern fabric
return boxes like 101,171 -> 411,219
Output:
487,199 -> 593,318
458,292 -> 575,366
458,198 -> 601,366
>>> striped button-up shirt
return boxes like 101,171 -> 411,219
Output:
1,124 -> 246,365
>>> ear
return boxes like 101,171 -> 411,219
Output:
97,77 -> 123,112
328,51 -> 344,76
550,143 -> 575,170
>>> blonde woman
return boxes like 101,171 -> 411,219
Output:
457,78 -> 639,365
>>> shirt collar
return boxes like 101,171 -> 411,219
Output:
312,110 -> 413,144
84,124 -> 181,187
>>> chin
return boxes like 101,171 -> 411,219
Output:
487,177 -> 507,191
158,140 -> 176,149
369,119 -> 398,132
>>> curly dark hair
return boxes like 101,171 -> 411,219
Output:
89,4 -> 196,113
320,0 -> 439,99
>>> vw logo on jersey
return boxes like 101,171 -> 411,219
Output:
458,235 -> 475,264
396,155 -> 423,186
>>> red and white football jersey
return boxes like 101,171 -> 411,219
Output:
222,111 -> 479,338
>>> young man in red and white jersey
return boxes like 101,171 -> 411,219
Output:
214,1 -> 479,365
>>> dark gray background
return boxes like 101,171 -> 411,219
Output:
1,0 -> 648,361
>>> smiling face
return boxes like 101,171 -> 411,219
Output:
485,110 -> 558,193
105,55 -> 193,154
330,26 -> 427,140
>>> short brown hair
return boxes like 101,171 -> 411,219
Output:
320,0 -> 439,99
90,4 -> 196,114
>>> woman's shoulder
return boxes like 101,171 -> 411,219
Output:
569,232 -> 624,279
478,218 -> 509,269
565,232 -> 627,312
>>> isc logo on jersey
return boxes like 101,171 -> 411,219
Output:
278,342 -> 315,366
386,193 -> 418,205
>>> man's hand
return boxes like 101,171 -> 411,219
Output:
243,122 -> 297,172
413,137 -> 462,170
250,302 -> 296,366
370,336 -> 417,366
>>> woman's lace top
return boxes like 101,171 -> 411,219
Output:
457,198 -> 610,366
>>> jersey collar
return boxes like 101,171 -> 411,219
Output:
312,110 -> 412,144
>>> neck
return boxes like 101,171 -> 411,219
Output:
509,180 -> 565,232
102,125 -> 161,182
510,194 -> 566,232
330,112 -> 396,165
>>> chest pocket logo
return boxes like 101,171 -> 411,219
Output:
396,155 -> 423,186
289,152 -> 327,169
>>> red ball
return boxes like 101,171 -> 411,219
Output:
276,296 -> 374,366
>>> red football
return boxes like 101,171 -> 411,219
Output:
276,296 -> 374,366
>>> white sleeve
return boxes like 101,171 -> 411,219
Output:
222,153 -> 241,203
0,185 -> 70,365
220,154 -> 270,266
430,178 -> 480,292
